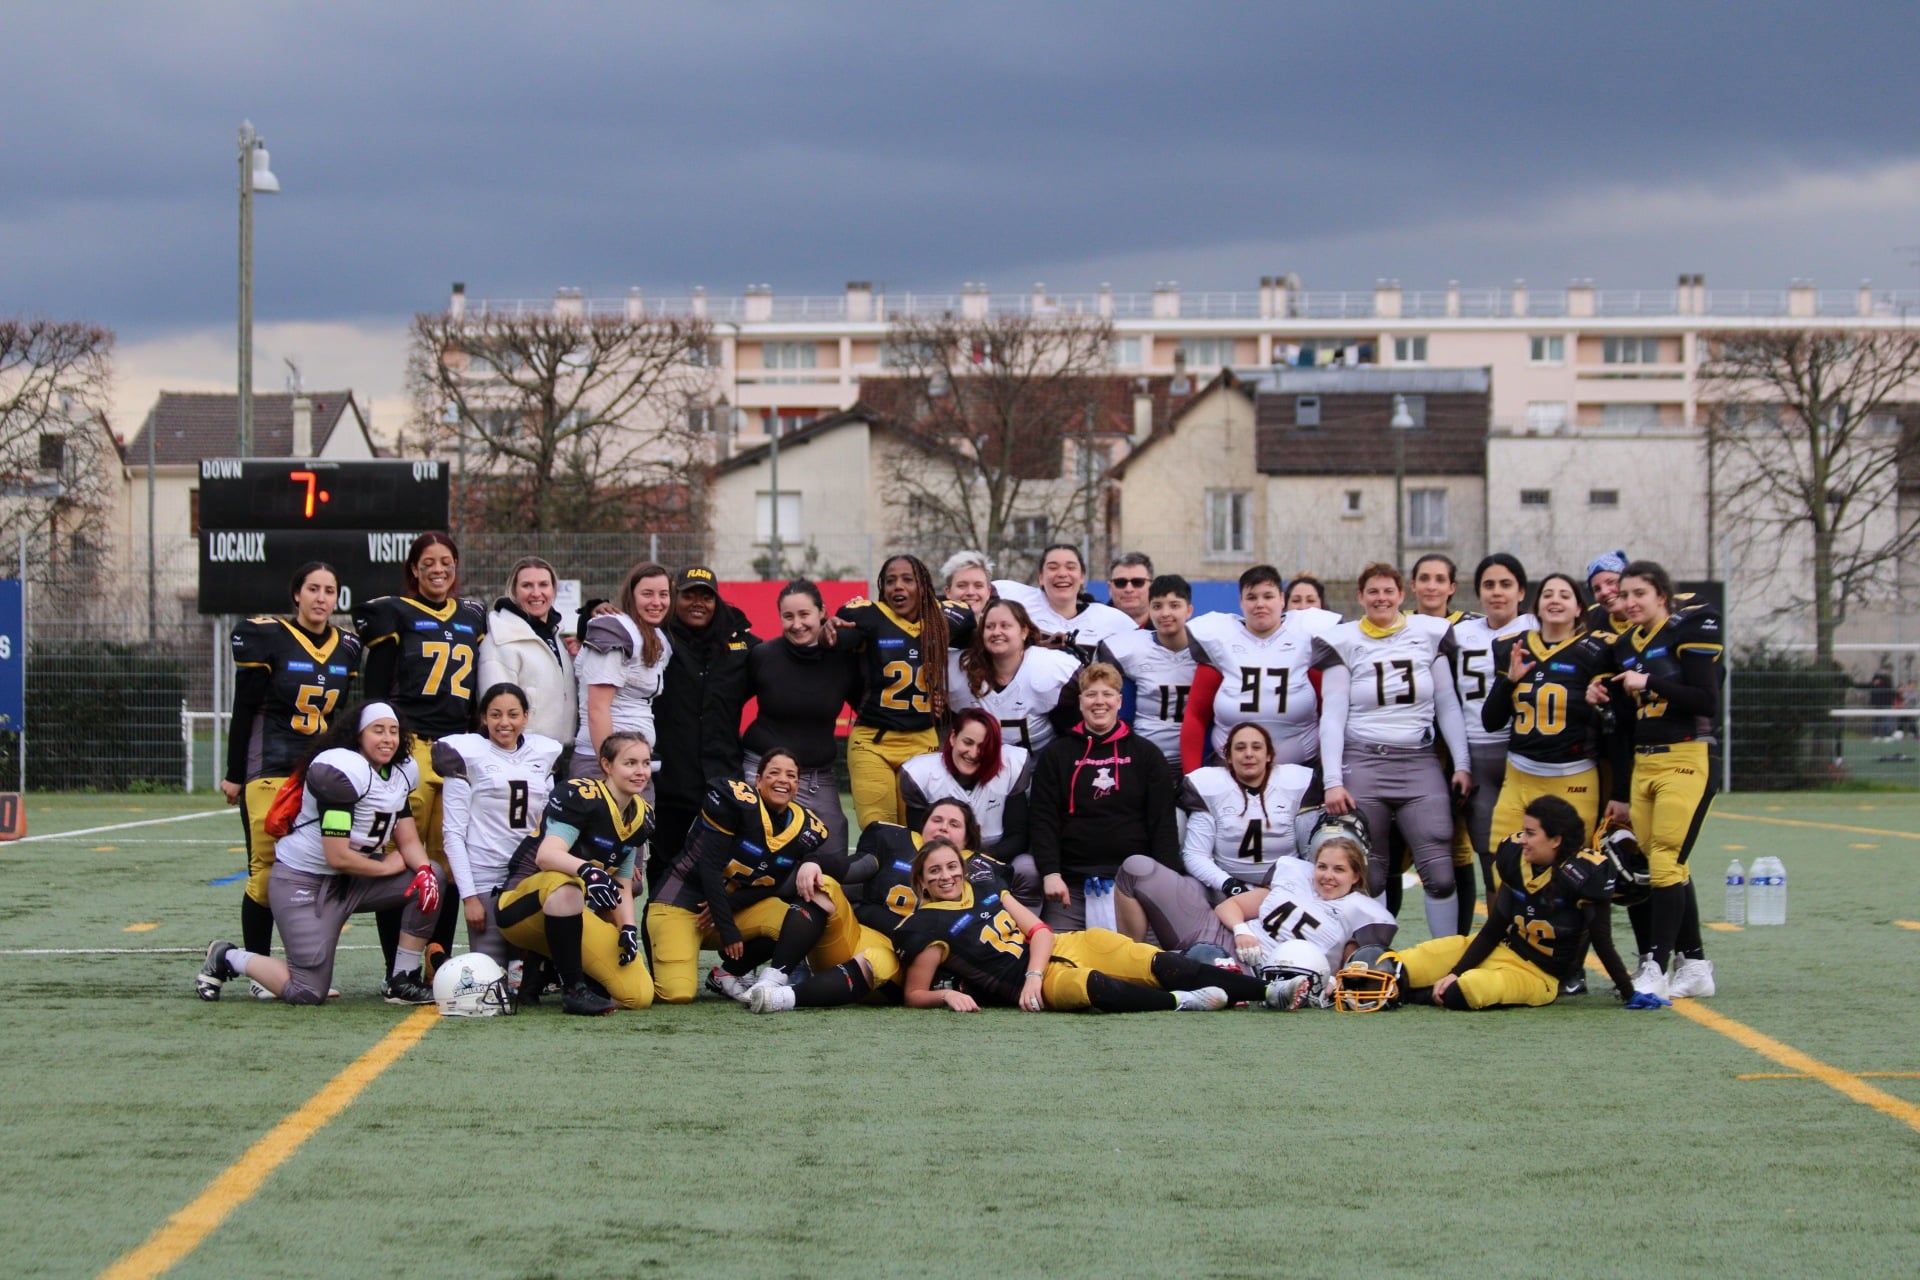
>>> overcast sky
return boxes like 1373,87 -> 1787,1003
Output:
5,2 -> 1917,434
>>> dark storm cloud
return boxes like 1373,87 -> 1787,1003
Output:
3,1 -> 1916,332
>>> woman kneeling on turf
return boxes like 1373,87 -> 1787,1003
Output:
196,702 -> 443,1006
895,841 -> 1295,1013
494,731 -> 657,1016
1381,796 -> 1640,1010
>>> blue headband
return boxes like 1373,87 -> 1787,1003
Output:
1584,550 -> 1628,581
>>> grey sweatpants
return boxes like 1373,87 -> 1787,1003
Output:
745,751 -> 849,861
1116,855 -> 1234,953
269,865 -> 439,1005
1341,741 -> 1455,899
465,890 -> 514,967
1464,742 -> 1508,861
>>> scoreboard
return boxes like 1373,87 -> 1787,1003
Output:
196,459 -> 451,614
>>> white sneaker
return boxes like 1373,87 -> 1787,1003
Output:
705,967 -> 753,1003
749,984 -> 797,1014
250,979 -> 276,1001
1264,976 -> 1309,1010
1174,986 -> 1230,1011
1631,956 -> 1671,1000
1669,957 -> 1716,999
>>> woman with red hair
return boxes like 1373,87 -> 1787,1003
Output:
898,707 -> 1037,899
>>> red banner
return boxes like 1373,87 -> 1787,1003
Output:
715,579 -> 870,737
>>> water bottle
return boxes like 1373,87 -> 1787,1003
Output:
1723,859 -> 1746,926
1749,857 -> 1787,926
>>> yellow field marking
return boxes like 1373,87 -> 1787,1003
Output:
1722,843 -> 1747,850
227,846 -> 245,854
1671,1001 -> 1920,1136
1895,921 -> 1920,931
1715,811 -> 1920,841
1739,1072 -> 1920,1081
1704,922 -> 1743,932
123,923 -> 159,934
93,845 -> 117,852
97,1007 -> 437,1280
339,922 -> 353,934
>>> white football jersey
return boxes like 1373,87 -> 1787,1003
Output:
1452,612 -> 1536,748
1097,630 -> 1196,766
1247,856 -> 1397,971
1313,614 -> 1457,749
573,613 -> 671,758
992,580 -> 1138,654
1179,762 -> 1315,890
1187,608 -> 1342,764
947,646 -> 1082,753
898,745 -> 1034,849
434,731 -> 565,898
274,747 -> 419,877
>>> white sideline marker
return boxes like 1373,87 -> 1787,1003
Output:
9,809 -> 228,845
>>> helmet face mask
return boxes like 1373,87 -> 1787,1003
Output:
1302,809 -> 1372,862
432,953 -> 517,1017
1332,957 -> 1402,1012
1597,822 -> 1651,907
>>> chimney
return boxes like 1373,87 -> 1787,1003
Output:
745,284 -> 774,323
1152,281 -> 1182,319
1132,386 -> 1155,443
1512,278 -> 1530,318
690,286 -> 708,319
554,287 -> 584,321
1445,280 -> 1461,318
450,282 -> 466,321
962,282 -> 990,321
291,395 -> 313,458
1374,278 -> 1402,319
1098,283 -> 1114,318
1860,278 -> 1875,318
846,281 -> 873,323
1788,278 -> 1817,318
1566,278 -> 1595,318
1259,276 -> 1277,319
625,287 -> 645,322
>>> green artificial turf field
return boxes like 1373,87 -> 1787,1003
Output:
3,792 -> 1917,1279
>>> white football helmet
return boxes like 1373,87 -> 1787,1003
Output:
1262,939 -> 1334,1008
432,952 -> 515,1017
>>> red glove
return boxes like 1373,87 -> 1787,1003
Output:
405,865 -> 441,914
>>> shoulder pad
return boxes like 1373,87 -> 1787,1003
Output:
306,754 -> 368,808
1033,647 -> 1084,681
1493,836 -> 1525,887
1309,633 -> 1344,669
582,614 -> 636,655
1555,848 -> 1616,903
1184,768 -> 1236,806
1672,607 -> 1723,644
837,596 -> 874,614
1273,763 -> 1316,801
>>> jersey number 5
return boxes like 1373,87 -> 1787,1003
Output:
291,684 -> 341,734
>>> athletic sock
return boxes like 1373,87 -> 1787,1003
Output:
1454,862 -> 1478,935
1675,881 -> 1705,960
1086,970 -> 1178,1012
793,961 -> 872,1009
1423,890 -> 1458,940
723,937 -> 775,978
227,948 -> 259,976
766,902 -> 831,975
241,895 -> 274,956
1648,883 -> 1686,970
1149,951 -> 1266,1004
393,946 -> 423,979
1625,900 -> 1652,956
544,913 -> 586,989
376,908 -> 402,972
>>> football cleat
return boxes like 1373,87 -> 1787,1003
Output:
421,942 -> 449,983
706,967 -> 754,1003
749,984 -> 797,1014
561,982 -> 618,1016
1263,975 -> 1310,1011
1559,976 -> 1588,997
380,969 -> 435,1006
1668,957 -> 1715,999
1173,986 -> 1231,1011
1630,956 -> 1671,1001
196,939 -> 237,1001
1332,956 -> 1403,1012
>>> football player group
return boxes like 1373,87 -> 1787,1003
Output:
194,533 -> 1723,1022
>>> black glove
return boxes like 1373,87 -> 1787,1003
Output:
578,864 -> 622,913
618,924 -> 641,966
1221,877 -> 1254,897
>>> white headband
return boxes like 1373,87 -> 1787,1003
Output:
359,702 -> 399,731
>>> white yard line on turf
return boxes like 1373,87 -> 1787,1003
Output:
11,810 -> 229,844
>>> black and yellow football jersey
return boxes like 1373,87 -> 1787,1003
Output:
656,778 -> 834,911
891,880 -> 1029,1004
851,822 -> 1009,934
353,595 -> 488,739
834,596 -> 976,733
1485,630 -> 1613,769
503,776 -> 655,889
1581,603 -> 1632,637
1485,839 -> 1616,981
226,616 -> 360,782
1603,602 -> 1724,747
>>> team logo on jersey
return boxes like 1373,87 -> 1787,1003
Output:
1548,662 -> 1575,672
453,623 -> 475,635
591,835 -> 615,849
1091,767 -> 1117,796
877,637 -> 905,650
328,664 -> 349,675
286,660 -> 315,673
412,620 -> 439,631
891,859 -> 913,873
1648,647 -> 1669,658
740,841 -> 765,856
947,915 -> 969,937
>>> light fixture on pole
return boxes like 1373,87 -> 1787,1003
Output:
237,121 -> 280,458
1390,392 -> 1416,568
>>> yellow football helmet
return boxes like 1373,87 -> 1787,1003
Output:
1332,958 -> 1401,1013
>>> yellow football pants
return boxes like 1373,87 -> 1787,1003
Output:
1488,766 -> 1601,862
497,870 -> 654,1009
1043,928 -> 1163,1011
240,775 -> 286,906
645,897 -> 793,1004
406,737 -> 446,868
809,877 -> 901,988
1629,742 -> 1716,889
1391,935 -> 1557,1009
846,724 -> 934,829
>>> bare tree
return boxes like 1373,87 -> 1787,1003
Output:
1701,328 -> 1920,659
0,319 -> 117,593
873,311 -> 1120,575
407,307 -> 716,534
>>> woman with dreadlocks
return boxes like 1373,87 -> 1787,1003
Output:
827,553 -> 976,828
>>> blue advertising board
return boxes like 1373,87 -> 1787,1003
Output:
0,579 -> 20,730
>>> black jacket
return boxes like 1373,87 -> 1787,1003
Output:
1027,719 -> 1179,880
652,603 -> 760,808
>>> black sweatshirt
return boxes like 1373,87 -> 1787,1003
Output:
742,637 -> 860,770
1027,720 -> 1179,880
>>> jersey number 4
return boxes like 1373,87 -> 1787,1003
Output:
1239,667 -> 1289,714
1237,819 -> 1265,863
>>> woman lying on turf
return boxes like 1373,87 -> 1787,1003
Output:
196,702 -> 443,1006
1379,795 -> 1643,1010
893,840 -> 1299,1013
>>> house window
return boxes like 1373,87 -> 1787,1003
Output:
1519,489 -> 1551,507
1529,335 -> 1565,364
763,410 -> 816,436
1109,337 -> 1142,366
1206,490 -> 1251,557
761,342 -> 817,370
1602,336 -> 1662,365
1295,395 -> 1321,427
686,341 -> 722,368
1393,336 -> 1428,363
755,491 -> 802,544
1342,490 -> 1364,518
1011,515 -> 1050,552
38,434 -> 65,471
1407,488 -> 1448,543
1589,489 -> 1620,507
1600,404 -> 1662,430
1524,401 -> 1569,433
881,340 -> 936,369
1179,338 -> 1236,368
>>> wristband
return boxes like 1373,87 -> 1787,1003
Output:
1232,922 -> 1257,938
1027,921 -> 1052,935
1024,970 -> 1045,979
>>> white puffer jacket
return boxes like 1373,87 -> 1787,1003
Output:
476,604 -> 578,744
